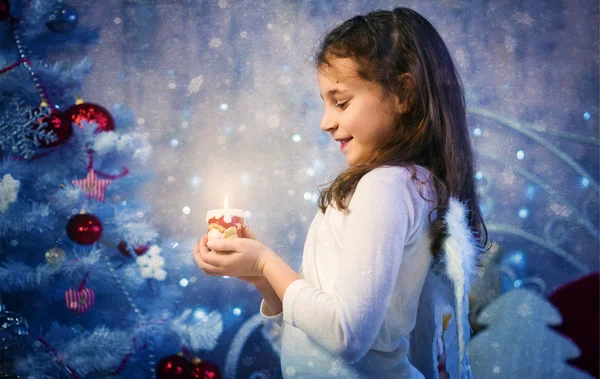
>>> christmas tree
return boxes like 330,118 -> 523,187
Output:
467,288 -> 595,379
0,1 -> 226,377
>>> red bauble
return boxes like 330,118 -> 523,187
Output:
117,241 -> 149,257
63,102 -> 115,134
156,354 -> 192,379
191,359 -> 222,379
66,213 -> 103,245
0,0 -> 10,21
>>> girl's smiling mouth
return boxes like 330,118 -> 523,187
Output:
340,137 -> 353,150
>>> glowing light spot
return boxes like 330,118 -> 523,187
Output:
581,177 -> 590,188
518,208 -> 529,219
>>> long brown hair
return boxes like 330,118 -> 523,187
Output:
314,7 -> 490,260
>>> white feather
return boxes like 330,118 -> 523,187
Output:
442,196 -> 483,378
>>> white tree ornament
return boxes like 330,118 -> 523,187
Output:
136,244 -> 167,281
0,174 -> 20,213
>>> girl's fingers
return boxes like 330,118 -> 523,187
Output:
194,240 -> 224,275
194,250 -> 223,275
195,240 -> 215,257
202,249 -> 228,267
206,238 -> 237,253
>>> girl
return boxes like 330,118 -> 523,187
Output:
194,7 -> 488,379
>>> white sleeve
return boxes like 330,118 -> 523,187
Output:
259,264 -> 304,326
280,167 -> 422,363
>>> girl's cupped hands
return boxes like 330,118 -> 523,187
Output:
194,229 -> 271,278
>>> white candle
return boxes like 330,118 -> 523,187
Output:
206,195 -> 245,240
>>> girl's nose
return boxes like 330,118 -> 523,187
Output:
319,112 -> 337,132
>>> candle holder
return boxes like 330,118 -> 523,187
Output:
206,196 -> 245,241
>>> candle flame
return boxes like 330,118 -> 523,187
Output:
224,195 -> 228,210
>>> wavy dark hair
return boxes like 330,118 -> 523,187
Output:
314,7 -> 490,260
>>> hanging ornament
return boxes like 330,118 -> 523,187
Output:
0,100 -> 63,159
66,212 -> 103,245
136,245 -> 167,281
32,104 -> 72,148
72,169 -> 112,202
190,357 -> 222,379
156,352 -> 222,379
117,241 -> 149,257
63,100 -> 115,134
1,23 -> 70,157
45,2 -> 78,33
45,247 -> 67,266
156,354 -> 192,379
0,0 -> 10,21
65,272 -> 95,314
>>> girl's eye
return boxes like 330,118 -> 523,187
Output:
336,101 -> 349,109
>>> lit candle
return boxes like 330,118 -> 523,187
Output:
205,195 -> 245,241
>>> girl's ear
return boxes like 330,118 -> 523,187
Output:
394,72 -> 417,114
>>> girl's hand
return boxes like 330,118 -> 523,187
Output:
194,226 -> 271,278
236,226 -> 270,287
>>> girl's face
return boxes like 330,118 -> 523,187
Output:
317,57 -> 401,166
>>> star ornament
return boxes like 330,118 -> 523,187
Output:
71,169 -> 111,202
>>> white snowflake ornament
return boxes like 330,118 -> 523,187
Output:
136,244 -> 167,280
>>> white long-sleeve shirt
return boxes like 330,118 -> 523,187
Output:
260,164 -> 438,378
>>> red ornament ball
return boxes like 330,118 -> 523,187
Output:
191,359 -> 222,379
117,241 -> 148,257
0,0 -> 10,21
156,354 -> 192,379
66,213 -> 103,245
63,102 -> 115,134
33,107 -> 72,147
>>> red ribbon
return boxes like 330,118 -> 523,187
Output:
35,335 -> 79,379
0,58 -> 28,74
86,149 -> 130,179
78,271 -> 90,291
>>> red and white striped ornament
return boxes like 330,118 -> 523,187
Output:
65,272 -> 95,314
71,168 -> 111,202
